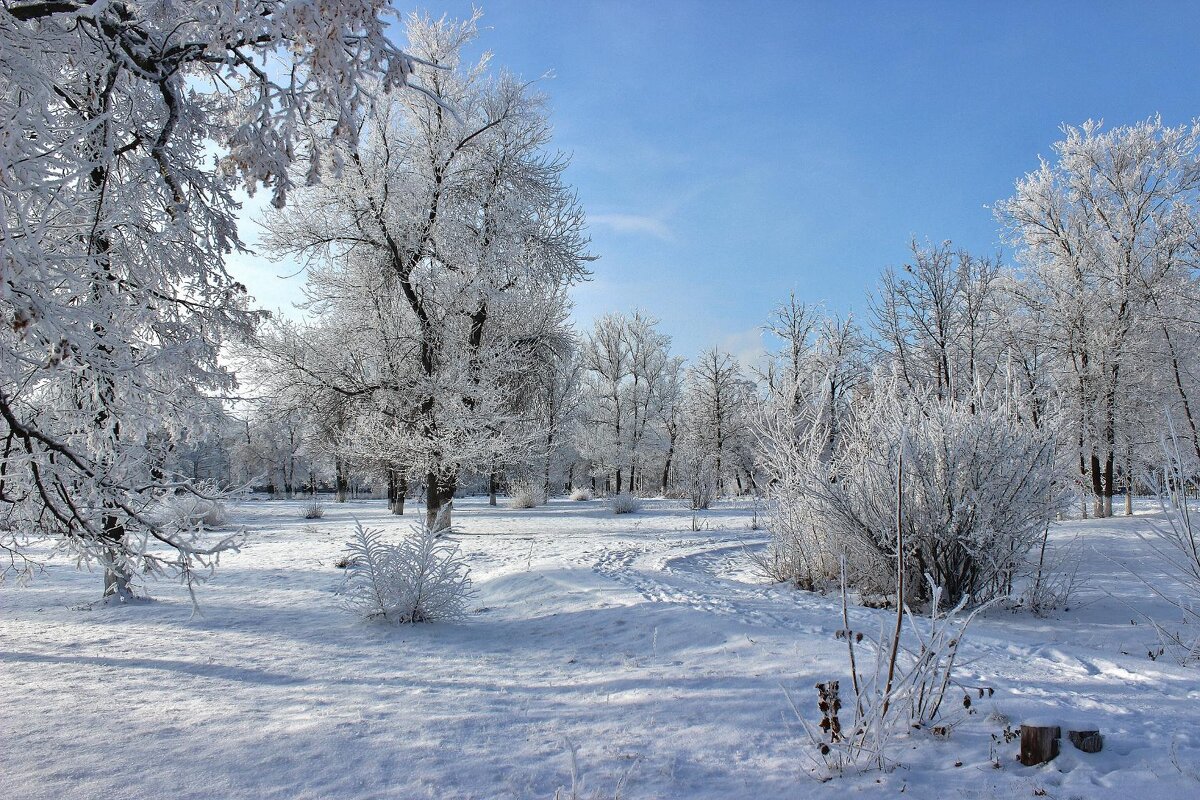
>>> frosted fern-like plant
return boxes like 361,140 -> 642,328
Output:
341,517 -> 472,624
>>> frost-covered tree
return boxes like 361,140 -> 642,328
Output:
0,0 -> 422,597
999,118 -> 1200,517
577,311 -> 680,494
578,313 -> 633,492
759,299 -> 866,466
760,293 -> 821,414
229,404 -> 314,498
871,240 -> 1004,407
258,14 -> 590,529
684,348 -> 753,495
525,336 -> 584,498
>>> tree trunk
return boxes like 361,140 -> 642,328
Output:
488,468 -> 498,506
1019,724 -> 1060,766
102,513 -> 131,601
1124,449 -> 1133,516
1103,451 -> 1114,518
661,434 -> 675,495
387,469 -> 406,515
426,471 -> 456,531
335,458 -> 349,503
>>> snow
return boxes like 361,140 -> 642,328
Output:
3,497 -> 1199,799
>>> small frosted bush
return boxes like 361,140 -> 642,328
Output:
302,501 -> 325,519
677,444 -> 718,510
508,483 -> 544,509
610,493 -> 642,515
154,493 -> 227,530
340,520 -> 472,623
569,487 -> 592,501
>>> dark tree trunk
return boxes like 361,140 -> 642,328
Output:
426,471 -> 456,530
102,513 -> 130,600
387,469 -> 406,515
335,458 -> 349,503
1090,452 -> 1104,518
661,428 -> 675,495
1019,724 -> 1060,766
1103,451 -> 1114,518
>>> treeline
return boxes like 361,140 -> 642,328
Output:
174,109 -> 1200,546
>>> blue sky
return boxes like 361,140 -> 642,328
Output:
232,1 -> 1200,363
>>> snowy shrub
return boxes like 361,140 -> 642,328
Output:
763,381 -> 1062,605
610,493 -> 642,515
755,403 -> 843,590
676,441 -> 718,510
1136,431 -> 1200,665
302,501 -> 325,520
153,492 -> 228,530
553,737 -> 633,800
340,519 -> 472,624
569,487 -> 593,501
508,483 -> 545,510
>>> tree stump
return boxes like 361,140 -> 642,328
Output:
1019,724 -> 1060,766
1068,728 -> 1103,753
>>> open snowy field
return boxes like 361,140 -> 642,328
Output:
2,497 -> 1199,799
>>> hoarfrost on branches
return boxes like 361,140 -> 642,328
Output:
0,0 -> 425,598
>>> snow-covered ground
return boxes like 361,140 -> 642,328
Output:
2,497 -> 1199,799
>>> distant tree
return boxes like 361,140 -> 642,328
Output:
684,348 -> 753,495
871,239 -> 1004,407
577,311 -> 679,495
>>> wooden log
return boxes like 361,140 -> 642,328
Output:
1019,724 -> 1060,766
1068,728 -> 1104,753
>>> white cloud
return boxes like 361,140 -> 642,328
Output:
717,327 -> 769,374
589,212 -> 673,241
